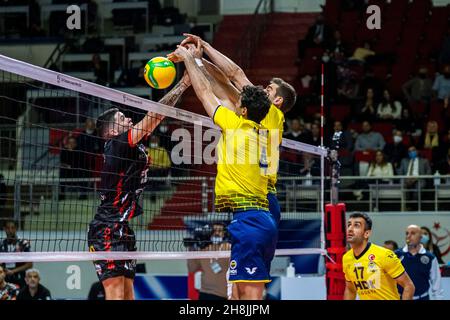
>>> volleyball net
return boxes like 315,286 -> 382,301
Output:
0,54 -> 327,263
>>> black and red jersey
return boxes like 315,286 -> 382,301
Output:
94,130 -> 149,223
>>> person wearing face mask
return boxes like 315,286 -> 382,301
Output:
398,146 -> 431,210
432,65 -> 450,101
402,67 -> 433,104
394,225 -> 443,300
187,223 -> 231,300
421,226 -> 444,264
383,130 -> 408,170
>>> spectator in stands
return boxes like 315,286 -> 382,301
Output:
284,118 -> 312,144
402,67 -> 433,104
395,225 -> 443,300
436,147 -> 450,178
0,174 -> 6,211
59,136 -> 83,200
367,150 -> 394,182
92,54 -> 108,86
421,226 -> 444,265
0,264 -> 18,300
355,88 -> 377,122
298,14 -> 333,59
331,120 -> 353,152
398,146 -> 432,210
17,269 -> 51,300
355,121 -> 386,152
384,240 -> 399,252
420,121 -> 443,168
432,65 -> 450,101
88,281 -> 106,300
396,107 -> 422,137
187,223 -> 231,300
377,89 -> 402,120
0,220 -> 32,289
359,69 -> 384,101
327,30 -> 349,63
310,122 -> 321,146
349,41 -> 375,64
384,130 -> 408,170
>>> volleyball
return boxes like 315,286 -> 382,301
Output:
143,56 -> 176,89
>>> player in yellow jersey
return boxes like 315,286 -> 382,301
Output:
343,212 -> 415,300
171,45 -> 276,300
177,34 -> 297,225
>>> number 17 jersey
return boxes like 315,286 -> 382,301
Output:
343,243 -> 405,300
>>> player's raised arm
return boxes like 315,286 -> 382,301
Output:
343,281 -> 357,300
394,272 -> 415,300
181,33 -> 253,91
170,45 -> 220,119
129,72 -> 190,146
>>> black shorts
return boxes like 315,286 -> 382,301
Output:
87,220 -> 137,282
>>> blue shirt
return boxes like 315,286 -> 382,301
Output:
432,75 -> 450,99
395,245 -> 443,299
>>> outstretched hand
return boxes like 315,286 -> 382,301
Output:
167,45 -> 191,63
180,33 -> 205,48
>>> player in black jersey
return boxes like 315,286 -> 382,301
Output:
88,73 -> 190,300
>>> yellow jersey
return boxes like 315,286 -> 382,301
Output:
260,104 -> 284,194
213,105 -> 269,212
343,243 -> 405,300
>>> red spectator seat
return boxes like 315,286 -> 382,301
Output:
385,0 -> 409,20
330,105 -> 351,122
305,105 -> 320,117
324,0 -> 341,26
354,150 -> 376,162
372,122 -> 394,139
409,101 -> 427,117
419,149 -> 432,162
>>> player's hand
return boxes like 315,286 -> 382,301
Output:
185,42 -> 203,59
180,33 -> 207,48
167,45 -> 191,63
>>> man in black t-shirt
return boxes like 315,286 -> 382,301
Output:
17,269 -> 51,300
88,73 -> 190,300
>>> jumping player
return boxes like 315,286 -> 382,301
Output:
88,73 -> 190,300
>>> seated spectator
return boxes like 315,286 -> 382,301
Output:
396,107 -> 422,137
0,264 -> 18,300
330,120 -> 354,151
432,65 -> 450,101
359,70 -> 384,101
355,121 -> 386,152
17,269 -> 51,300
0,220 -> 32,289
402,67 -> 433,104
377,89 -> 402,120
355,88 -> 377,122
383,240 -> 399,251
420,121 -> 443,167
398,146 -> 432,210
298,14 -> 333,59
327,30 -> 349,63
421,226 -> 444,264
384,130 -> 408,170
367,150 -> 394,182
284,118 -> 312,144
349,41 -> 375,63
310,123 -> 321,146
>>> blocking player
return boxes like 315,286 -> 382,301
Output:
171,45 -> 276,300
88,73 -> 191,300
343,212 -> 415,300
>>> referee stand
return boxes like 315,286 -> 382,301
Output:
325,132 -> 347,300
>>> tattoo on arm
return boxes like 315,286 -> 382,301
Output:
158,81 -> 189,107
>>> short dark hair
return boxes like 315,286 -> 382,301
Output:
349,212 -> 372,231
3,219 -> 17,228
384,240 -> 399,250
241,85 -> 271,123
96,108 -> 119,138
271,78 -> 297,113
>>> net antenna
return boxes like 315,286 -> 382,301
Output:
327,131 -> 342,205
